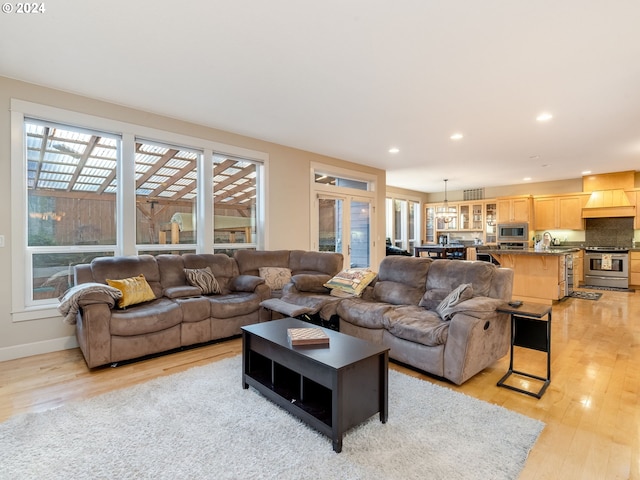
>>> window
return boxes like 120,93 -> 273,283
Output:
213,154 -> 258,255
386,196 -> 421,253
135,140 -> 200,248
11,100 -> 266,320
25,120 -> 120,303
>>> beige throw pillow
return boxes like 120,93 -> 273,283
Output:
259,267 -> 292,290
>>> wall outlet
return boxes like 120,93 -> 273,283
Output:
0,235 -> 4,247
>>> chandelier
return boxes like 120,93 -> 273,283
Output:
436,179 -> 455,224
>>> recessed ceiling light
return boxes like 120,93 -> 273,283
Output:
388,147 -> 400,154
523,177 -> 532,181
536,112 -> 553,122
582,170 -> 592,175
450,133 -> 463,140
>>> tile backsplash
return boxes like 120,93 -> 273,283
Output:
585,217 -> 634,247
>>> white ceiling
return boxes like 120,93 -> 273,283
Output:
2,1 -> 639,193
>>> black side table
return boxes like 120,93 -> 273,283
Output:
496,302 -> 552,399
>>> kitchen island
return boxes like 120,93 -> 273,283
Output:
485,248 -> 580,305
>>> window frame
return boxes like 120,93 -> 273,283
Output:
11,99 -> 268,321
386,194 -> 422,253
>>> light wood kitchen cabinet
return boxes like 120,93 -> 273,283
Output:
458,202 -> 484,230
425,200 -> 497,244
497,195 -> 533,223
533,194 -> 586,230
626,190 -> 640,230
630,251 -> 640,287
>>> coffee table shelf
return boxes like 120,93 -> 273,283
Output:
242,318 -> 389,452
246,351 -> 332,426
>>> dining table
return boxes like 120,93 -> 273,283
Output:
413,245 -> 467,260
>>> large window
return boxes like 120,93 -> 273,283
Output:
26,120 -> 120,302
11,100 -> 266,319
386,196 -> 421,254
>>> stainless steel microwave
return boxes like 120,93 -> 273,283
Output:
497,223 -> 528,243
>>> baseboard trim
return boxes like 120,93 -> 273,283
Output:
0,336 -> 78,362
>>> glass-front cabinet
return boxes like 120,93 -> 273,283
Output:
459,203 -> 483,230
425,205 -> 435,243
435,205 -> 458,230
425,200 -> 498,245
485,202 -> 497,244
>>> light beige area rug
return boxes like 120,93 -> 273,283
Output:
0,355 -> 544,479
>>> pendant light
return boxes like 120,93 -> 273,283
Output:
436,179 -> 455,224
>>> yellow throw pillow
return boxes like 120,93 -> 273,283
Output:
106,274 -> 156,308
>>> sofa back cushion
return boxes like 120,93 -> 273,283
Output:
234,250 -> 291,276
420,260 -> 497,309
289,250 -> 344,276
182,253 -> 239,292
156,254 -> 187,288
90,255 -> 162,298
373,256 -> 432,305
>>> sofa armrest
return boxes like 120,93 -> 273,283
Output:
443,308 -> 510,385
75,291 -> 119,308
448,296 -> 505,320
288,274 -> 332,293
229,274 -> 265,292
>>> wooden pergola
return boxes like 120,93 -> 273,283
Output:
26,121 -> 257,245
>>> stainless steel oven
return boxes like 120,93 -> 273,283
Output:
584,248 -> 629,289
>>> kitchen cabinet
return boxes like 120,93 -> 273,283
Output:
627,190 -> 640,230
425,205 -> 435,243
425,200 -> 497,244
497,195 -> 533,223
485,202 -> 497,244
458,202 -> 484,230
533,194 -> 586,230
630,251 -> 640,287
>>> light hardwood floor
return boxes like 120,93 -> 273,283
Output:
1,288 -> 638,479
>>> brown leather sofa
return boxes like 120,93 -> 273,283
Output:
72,250 -> 343,368
337,256 -> 514,385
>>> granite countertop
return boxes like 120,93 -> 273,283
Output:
483,248 -> 580,256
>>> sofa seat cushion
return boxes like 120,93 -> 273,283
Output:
208,292 -> 261,319
110,298 -> 182,336
383,306 -> 449,346
174,296 -> 211,323
336,298 -> 392,329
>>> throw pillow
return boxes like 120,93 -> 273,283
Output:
106,274 -> 156,309
435,283 -> 473,321
259,267 -> 292,290
324,268 -> 377,297
184,267 -> 221,295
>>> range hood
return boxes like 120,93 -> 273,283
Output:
581,171 -> 636,218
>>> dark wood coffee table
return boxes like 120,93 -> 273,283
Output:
242,317 -> 389,453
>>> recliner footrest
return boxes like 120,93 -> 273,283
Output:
260,298 -> 315,318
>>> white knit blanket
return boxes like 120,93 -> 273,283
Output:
58,283 -> 122,325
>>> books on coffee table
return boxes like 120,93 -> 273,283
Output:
287,327 -> 330,346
